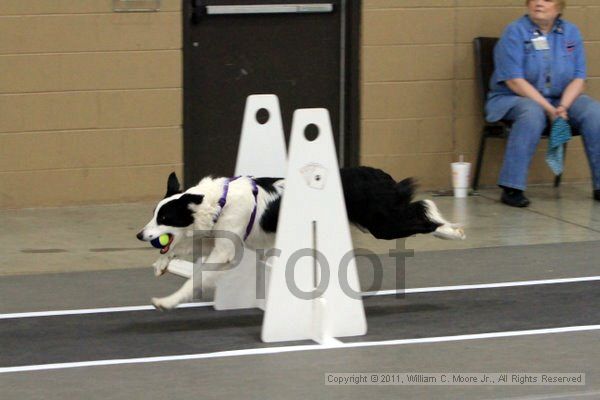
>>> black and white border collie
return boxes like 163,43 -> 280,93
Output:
137,166 -> 465,310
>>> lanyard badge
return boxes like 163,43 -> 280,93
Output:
532,36 -> 550,51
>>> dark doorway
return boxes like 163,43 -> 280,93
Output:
183,0 -> 360,187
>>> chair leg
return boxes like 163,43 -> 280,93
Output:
472,132 -> 488,191
554,142 -> 568,187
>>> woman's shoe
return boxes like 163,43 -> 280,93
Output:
594,189 -> 600,201
501,188 -> 530,207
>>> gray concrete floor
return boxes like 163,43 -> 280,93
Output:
1,182 -> 600,399
3,332 -> 598,400
2,183 -> 600,276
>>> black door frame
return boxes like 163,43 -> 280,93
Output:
182,0 -> 361,182
340,0 -> 361,168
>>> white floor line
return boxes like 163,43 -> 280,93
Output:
0,302 -> 214,320
1,275 -> 599,320
1,324 -> 599,374
362,275 -> 600,297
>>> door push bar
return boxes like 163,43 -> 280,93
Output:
206,3 -> 334,15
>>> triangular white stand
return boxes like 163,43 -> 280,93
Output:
165,98 -> 367,344
213,94 -> 287,310
165,94 -> 287,294
261,109 -> 367,343
235,94 -> 287,178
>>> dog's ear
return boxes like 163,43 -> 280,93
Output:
179,193 -> 204,206
165,172 -> 182,198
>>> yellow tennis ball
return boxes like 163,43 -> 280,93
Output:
159,234 -> 170,246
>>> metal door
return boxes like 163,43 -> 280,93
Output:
183,0 -> 360,186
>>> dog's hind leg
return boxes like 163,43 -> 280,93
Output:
423,199 -> 466,240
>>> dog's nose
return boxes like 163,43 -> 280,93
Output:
136,231 -> 145,241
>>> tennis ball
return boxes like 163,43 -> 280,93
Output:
159,234 -> 170,246
150,234 -> 171,249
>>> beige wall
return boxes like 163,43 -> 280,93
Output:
0,0 -> 183,208
361,0 -> 600,189
2,1 -> 600,208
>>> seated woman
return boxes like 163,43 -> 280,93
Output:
486,0 -> 600,207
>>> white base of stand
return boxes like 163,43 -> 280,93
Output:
214,248 -> 269,311
166,259 -> 193,279
166,251 -> 272,311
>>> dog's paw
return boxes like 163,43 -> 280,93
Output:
433,224 -> 466,240
152,258 -> 170,277
151,296 -> 177,311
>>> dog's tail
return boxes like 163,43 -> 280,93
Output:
395,177 -> 417,204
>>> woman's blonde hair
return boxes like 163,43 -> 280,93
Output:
526,0 -> 566,12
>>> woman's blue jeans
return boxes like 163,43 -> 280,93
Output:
499,94 -> 600,191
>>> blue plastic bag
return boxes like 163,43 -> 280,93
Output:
545,117 -> 572,176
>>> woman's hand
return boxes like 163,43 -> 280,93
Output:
507,78 -> 558,120
556,105 -> 569,120
546,105 -> 568,122
543,104 -> 561,122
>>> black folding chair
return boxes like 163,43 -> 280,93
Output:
472,37 -> 577,190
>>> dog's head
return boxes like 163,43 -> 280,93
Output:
136,172 -> 204,254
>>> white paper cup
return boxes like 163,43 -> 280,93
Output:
451,162 -> 471,198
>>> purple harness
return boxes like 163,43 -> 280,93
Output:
212,176 -> 259,241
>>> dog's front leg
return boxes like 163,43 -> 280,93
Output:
151,238 -> 236,310
152,277 -> 194,310
152,254 -> 172,277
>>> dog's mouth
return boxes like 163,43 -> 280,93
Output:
160,234 -> 174,254
149,234 -> 174,254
